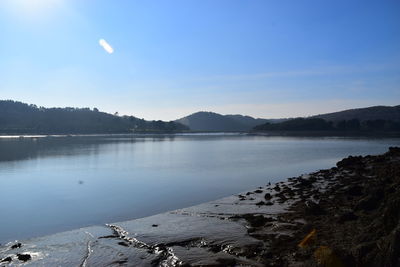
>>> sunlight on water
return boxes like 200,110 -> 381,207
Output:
0,134 -> 399,242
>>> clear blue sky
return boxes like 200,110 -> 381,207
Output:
0,0 -> 399,120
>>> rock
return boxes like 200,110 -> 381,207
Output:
297,178 -> 313,188
308,176 -> 317,183
384,225 -> 400,267
304,201 -> 326,216
254,189 -> 263,193
1,257 -> 12,263
277,193 -> 288,203
355,197 -> 377,211
264,193 -> 272,200
388,146 -> 400,155
11,242 -> 22,249
336,155 -> 363,169
355,189 -> 384,211
346,185 -> 364,196
242,214 -> 271,228
352,242 -> 376,264
337,211 -> 358,224
383,199 -> 400,232
17,254 -> 31,262
285,188 -> 295,197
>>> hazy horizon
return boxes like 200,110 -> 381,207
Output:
1,0 -> 399,120
2,99 -> 400,121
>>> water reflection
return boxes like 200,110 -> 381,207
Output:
0,134 -> 399,243
0,135 -> 180,162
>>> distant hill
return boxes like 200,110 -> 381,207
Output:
313,105 -> 400,122
0,100 -> 188,134
253,105 -> 400,134
175,111 -> 274,132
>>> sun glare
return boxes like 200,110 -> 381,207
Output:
99,39 -> 114,54
4,0 -> 64,21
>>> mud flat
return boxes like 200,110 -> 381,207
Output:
1,147 -> 400,266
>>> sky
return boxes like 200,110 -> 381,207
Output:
0,0 -> 399,121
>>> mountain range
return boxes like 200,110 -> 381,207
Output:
176,105 -> 400,132
175,112 -> 282,132
0,100 -> 399,134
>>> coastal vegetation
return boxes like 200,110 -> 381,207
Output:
177,106 -> 400,133
253,117 -> 400,133
0,100 -> 188,134
1,100 -> 399,135
313,105 -> 400,122
175,111 -> 275,132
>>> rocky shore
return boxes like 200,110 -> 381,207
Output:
1,147 -> 399,266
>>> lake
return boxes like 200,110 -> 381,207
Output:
0,134 -> 399,243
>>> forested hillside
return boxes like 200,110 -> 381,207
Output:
253,117 -> 400,132
175,111 -> 273,131
0,100 -> 188,134
313,105 -> 400,122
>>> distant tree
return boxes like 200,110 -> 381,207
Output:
253,117 -> 400,133
254,118 -> 333,131
0,100 -> 189,134
346,119 -> 360,131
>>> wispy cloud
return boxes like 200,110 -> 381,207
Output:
197,63 -> 399,83
99,39 -> 114,54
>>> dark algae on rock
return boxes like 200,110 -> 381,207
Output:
0,147 -> 399,266
274,146 -> 400,267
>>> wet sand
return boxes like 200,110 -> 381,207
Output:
1,147 -> 399,266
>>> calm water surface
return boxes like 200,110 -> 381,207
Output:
0,134 -> 399,243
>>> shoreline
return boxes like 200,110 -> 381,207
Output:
249,130 -> 400,138
1,147 -> 399,266
1,130 -> 400,138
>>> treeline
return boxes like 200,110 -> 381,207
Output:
0,100 -> 188,134
253,118 -> 400,132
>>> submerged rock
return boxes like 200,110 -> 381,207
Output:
10,242 -> 21,249
242,214 -> 272,228
17,253 -> 31,262
0,256 -> 12,263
